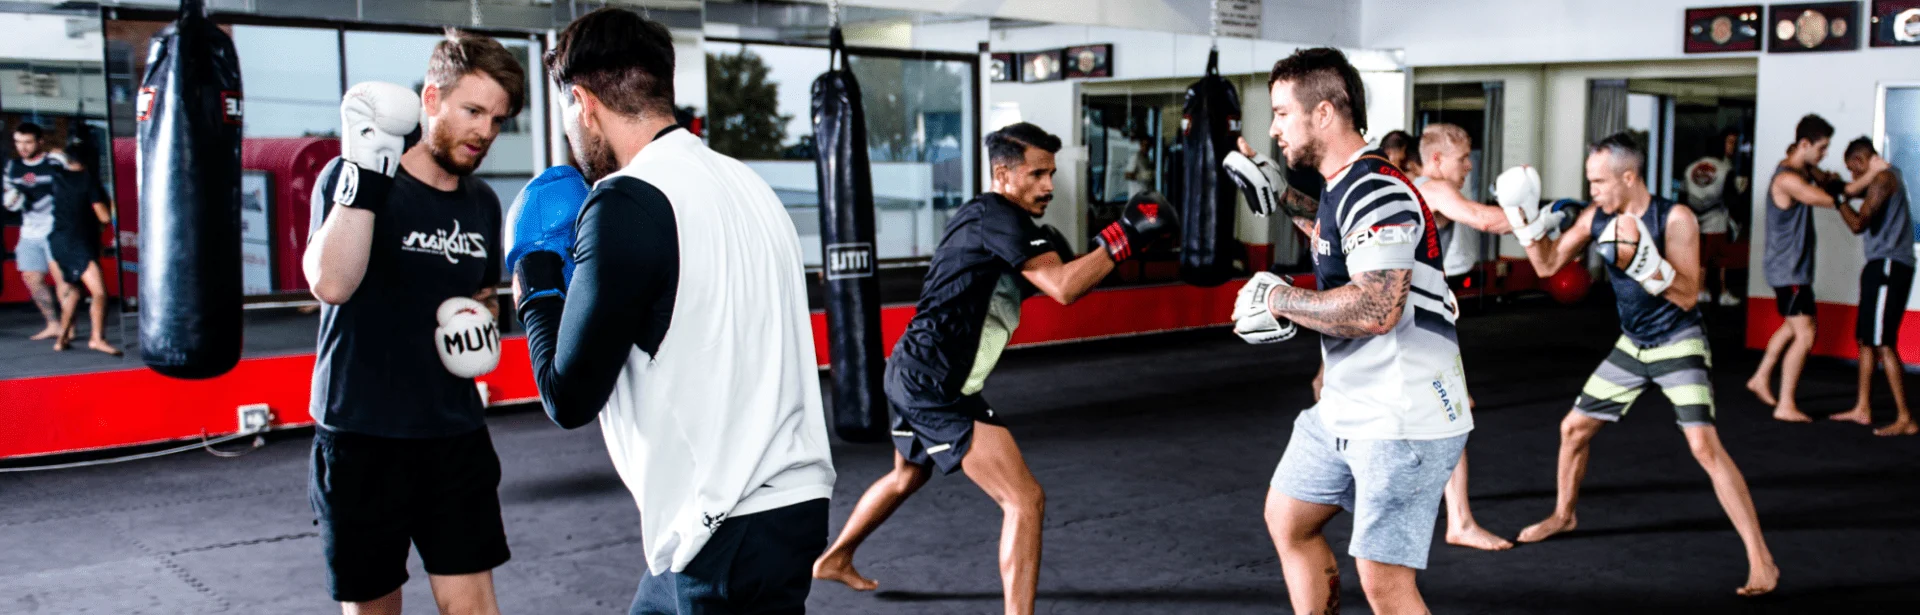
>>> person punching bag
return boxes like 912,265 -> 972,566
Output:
1178,49 -> 1242,287
811,27 -> 886,442
136,0 -> 244,379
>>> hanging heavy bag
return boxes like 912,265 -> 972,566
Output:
1178,48 -> 1242,287
136,0 -> 245,379
811,27 -> 886,443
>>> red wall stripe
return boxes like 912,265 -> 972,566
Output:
2,282 -> 1255,459
1745,297 -> 1920,362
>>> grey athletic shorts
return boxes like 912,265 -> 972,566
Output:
1271,408 -> 1467,570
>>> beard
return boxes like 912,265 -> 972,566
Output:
570,125 -> 620,185
426,121 -> 488,177
1282,138 -> 1323,172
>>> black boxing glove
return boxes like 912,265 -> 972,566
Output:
1095,192 -> 1180,262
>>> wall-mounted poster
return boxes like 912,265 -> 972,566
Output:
1870,0 -> 1920,46
1021,49 -> 1063,83
1063,44 -> 1113,79
1769,2 -> 1862,52
239,170 -> 273,295
1684,5 -> 1763,52
989,52 -> 1019,82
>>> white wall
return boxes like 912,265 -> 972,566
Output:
841,0 -> 1362,47
1364,0 -> 1721,67
1748,51 -> 1920,308
0,13 -> 106,63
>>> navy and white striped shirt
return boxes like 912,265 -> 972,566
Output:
1310,148 -> 1473,440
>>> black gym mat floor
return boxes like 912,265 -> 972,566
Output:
3,300 -> 1917,613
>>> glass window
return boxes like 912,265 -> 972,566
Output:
1883,86 -> 1920,242
705,41 -> 975,266
232,25 -> 340,138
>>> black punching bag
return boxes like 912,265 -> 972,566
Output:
811,28 -> 886,443
1178,49 -> 1242,287
136,0 -> 243,379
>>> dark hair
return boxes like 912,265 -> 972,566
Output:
1380,130 -> 1413,153
64,142 -> 95,167
1794,114 -> 1834,146
13,122 -> 43,139
1267,47 -> 1367,133
546,7 -> 677,118
1711,128 -> 1739,152
985,122 -> 1061,168
427,28 -> 528,117
1588,131 -> 1645,176
1845,136 -> 1877,160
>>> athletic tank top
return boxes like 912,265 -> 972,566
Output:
1590,196 -> 1703,346
1764,164 -> 1816,287
1863,168 -> 1914,266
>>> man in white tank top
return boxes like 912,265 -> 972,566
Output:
510,9 -> 835,614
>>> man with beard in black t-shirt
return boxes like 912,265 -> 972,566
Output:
302,31 -> 521,615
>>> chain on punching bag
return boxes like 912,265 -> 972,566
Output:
811,27 -> 886,442
136,0 -> 244,379
1178,49 -> 1242,287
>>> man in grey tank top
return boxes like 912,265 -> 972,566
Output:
1747,115 -> 1884,422
1830,138 -> 1915,436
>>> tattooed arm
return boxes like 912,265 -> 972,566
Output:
1266,268 -> 1411,338
1286,188 -> 1320,235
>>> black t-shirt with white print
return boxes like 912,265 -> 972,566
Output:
308,159 -> 501,439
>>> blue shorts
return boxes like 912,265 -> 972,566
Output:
1271,408 -> 1467,570
12,234 -> 51,273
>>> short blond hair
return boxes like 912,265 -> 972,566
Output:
1419,123 -> 1471,162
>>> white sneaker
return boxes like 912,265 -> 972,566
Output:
1699,291 -> 1712,304
1717,293 -> 1742,307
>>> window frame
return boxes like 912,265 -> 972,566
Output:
704,35 -> 983,272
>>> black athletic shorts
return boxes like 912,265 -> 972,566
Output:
1859,259 -> 1916,347
309,426 -> 511,602
1774,285 -> 1816,317
885,364 -> 1003,475
628,499 -> 828,615
46,233 -> 96,285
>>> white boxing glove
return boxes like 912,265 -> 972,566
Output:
436,297 -> 501,378
1232,272 -> 1298,344
1596,216 -> 1676,297
2,187 -> 20,212
1495,165 -> 1543,244
341,81 -> 420,177
1223,150 -> 1291,217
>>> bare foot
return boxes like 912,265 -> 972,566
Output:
812,551 -> 878,591
1828,408 -> 1872,425
1873,420 -> 1919,436
1736,561 -> 1779,597
1516,514 -> 1576,543
29,326 -> 59,341
1772,405 -> 1813,423
1446,524 -> 1514,551
87,339 -> 124,357
1745,377 -> 1777,406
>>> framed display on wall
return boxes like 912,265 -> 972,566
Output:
1869,0 -> 1920,46
1768,2 -> 1862,52
1684,5 -> 1763,52
1021,49 -> 1064,83
990,52 -> 1019,82
1063,44 -> 1113,79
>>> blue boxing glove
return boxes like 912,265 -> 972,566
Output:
506,165 -> 591,308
